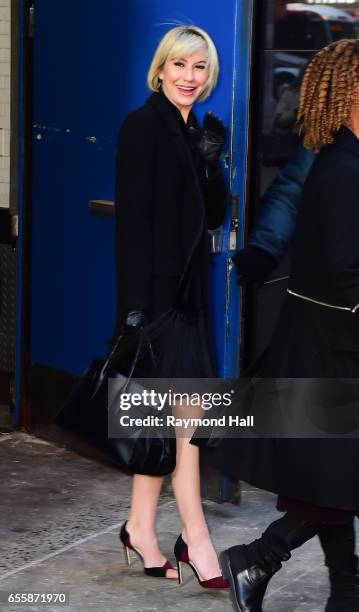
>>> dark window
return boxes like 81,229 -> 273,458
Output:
275,12 -> 327,50
328,21 -> 357,42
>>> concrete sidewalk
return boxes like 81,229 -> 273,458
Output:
0,431 -> 353,612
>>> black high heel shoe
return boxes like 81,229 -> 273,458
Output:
174,534 -> 229,589
120,522 -> 177,579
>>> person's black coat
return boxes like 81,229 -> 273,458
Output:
114,91 -> 227,325
265,125 -> 359,377
199,127 -> 359,511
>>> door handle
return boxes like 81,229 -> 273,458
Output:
89,200 -> 115,217
229,194 -> 239,251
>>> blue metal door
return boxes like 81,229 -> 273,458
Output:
29,0 -> 253,385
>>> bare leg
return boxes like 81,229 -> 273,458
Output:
126,474 -> 177,578
171,435 -> 223,579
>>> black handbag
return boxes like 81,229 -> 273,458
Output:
55,311 -> 176,476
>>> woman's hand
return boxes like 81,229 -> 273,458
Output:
197,112 -> 226,164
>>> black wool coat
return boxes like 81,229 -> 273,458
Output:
114,91 -> 227,326
201,127 -> 359,511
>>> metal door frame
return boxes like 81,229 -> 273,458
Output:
224,0 -> 255,377
12,0 -> 33,426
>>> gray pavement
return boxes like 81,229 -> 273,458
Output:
0,431 -> 355,612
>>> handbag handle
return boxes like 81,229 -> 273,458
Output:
120,329 -> 148,393
91,319 -> 160,399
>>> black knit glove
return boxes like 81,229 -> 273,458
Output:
197,112 -> 226,165
232,246 -> 277,285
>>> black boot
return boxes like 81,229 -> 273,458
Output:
220,513 -> 318,612
319,520 -> 359,612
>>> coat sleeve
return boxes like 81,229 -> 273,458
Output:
318,163 -> 359,307
249,144 -> 315,260
114,110 -> 157,322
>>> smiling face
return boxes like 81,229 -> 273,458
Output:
158,49 -> 209,121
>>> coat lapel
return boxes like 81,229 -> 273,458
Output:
146,92 -> 205,282
146,92 -> 199,182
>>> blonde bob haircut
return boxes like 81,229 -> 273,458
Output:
147,25 -> 219,101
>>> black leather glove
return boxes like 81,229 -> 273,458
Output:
232,246 -> 277,286
197,112 -> 226,165
123,310 -> 147,332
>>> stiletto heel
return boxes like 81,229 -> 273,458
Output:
119,521 -> 177,580
177,561 -> 183,585
123,543 -> 131,566
174,534 -> 229,589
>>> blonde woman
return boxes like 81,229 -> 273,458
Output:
115,26 -> 228,588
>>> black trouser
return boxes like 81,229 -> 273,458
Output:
319,520 -> 357,572
248,513 -> 357,572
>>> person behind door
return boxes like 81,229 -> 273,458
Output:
114,26 -> 229,588
202,39 -> 359,611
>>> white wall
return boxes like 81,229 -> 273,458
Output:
0,0 -> 10,208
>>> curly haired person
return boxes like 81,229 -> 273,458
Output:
203,39 -> 359,612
